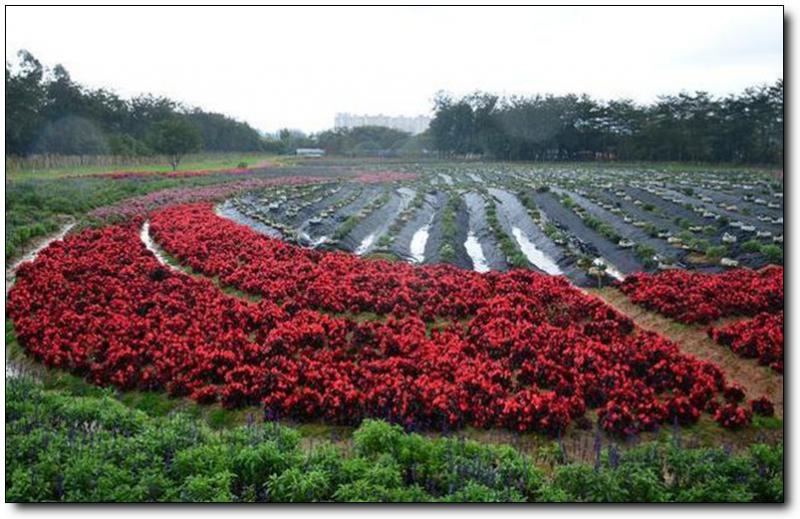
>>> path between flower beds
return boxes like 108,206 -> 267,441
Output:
588,286 -> 783,418
6,219 -> 77,380
6,219 -> 76,293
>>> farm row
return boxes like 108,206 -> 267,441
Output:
221,163 -> 783,286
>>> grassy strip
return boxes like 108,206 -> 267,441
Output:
6,375 -> 783,502
5,172 -> 259,260
483,193 -> 529,269
6,152 -> 277,181
438,191 -> 460,263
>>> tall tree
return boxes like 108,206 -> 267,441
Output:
150,118 -> 203,170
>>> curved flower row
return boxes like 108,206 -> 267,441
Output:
7,204 -> 760,435
89,176 -> 328,220
709,312 -> 784,373
156,204 -> 757,430
617,267 -> 783,324
86,165 -> 266,180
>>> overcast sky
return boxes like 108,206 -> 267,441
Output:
6,6 -> 783,134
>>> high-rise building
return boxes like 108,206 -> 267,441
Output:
334,113 -> 431,135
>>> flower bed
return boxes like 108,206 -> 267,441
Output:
88,176 -> 327,220
88,166 -> 254,180
617,267 -> 783,324
708,312 -> 784,373
7,204 -> 757,435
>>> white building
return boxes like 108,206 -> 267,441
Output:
296,148 -> 326,157
334,113 -> 431,135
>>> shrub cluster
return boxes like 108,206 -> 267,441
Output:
5,378 -> 783,503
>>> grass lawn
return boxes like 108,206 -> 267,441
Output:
6,152 -> 281,181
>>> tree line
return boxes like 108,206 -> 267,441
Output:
5,50 -> 264,157
429,81 -> 783,164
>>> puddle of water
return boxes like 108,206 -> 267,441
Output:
140,221 -> 173,268
300,231 -> 329,248
592,258 -> 625,281
356,233 -> 376,255
465,232 -> 490,273
409,218 -> 432,263
511,227 -> 563,275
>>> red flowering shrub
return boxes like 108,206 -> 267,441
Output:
723,383 -> 747,404
666,395 -> 701,426
618,267 -> 783,324
88,165 -> 258,180
708,312 -> 784,373
714,403 -> 752,429
750,396 -> 776,417
7,203 -> 749,436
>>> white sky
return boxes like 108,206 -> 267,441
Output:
5,5 -> 783,134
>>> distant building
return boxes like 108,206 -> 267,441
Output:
296,148 -> 326,157
334,113 -> 431,135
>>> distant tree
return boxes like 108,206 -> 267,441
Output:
429,81 -> 783,165
34,116 -> 109,155
5,50 -> 264,158
5,50 -> 47,155
150,118 -> 203,170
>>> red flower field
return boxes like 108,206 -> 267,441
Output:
7,202 -> 761,436
617,267 -> 783,325
709,312 -> 784,373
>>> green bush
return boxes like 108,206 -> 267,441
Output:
5,377 -> 783,503
742,239 -> 763,253
705,245 -> 727,260
760,244 -> 783,264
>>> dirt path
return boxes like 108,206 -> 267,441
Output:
588,286 -> 783,418
6,219 -> 76,293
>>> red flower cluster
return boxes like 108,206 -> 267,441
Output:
750,396 -> 776,417
618,267 -> 783,324
7,204 -> 750,435
714,403 -> 752,429
86,165 -> 259,180
708,312 -> 784,373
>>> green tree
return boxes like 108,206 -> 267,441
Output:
150,118 -> 203,170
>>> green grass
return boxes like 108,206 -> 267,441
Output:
6,152 -> 278,181
5,161 -> 285,260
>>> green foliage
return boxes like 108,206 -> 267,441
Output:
438,193 -> 460,263
315,126 -> 414,157
6,50 -> 263,157
5,172 -> 240,259
484,196 -> 528,268
760,244 -> 783,264
150,118 -> 203,170
429,83 -> 783,164
5,378 -> 783,503
705,245 -> 728,260
742,239 -> 763,253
